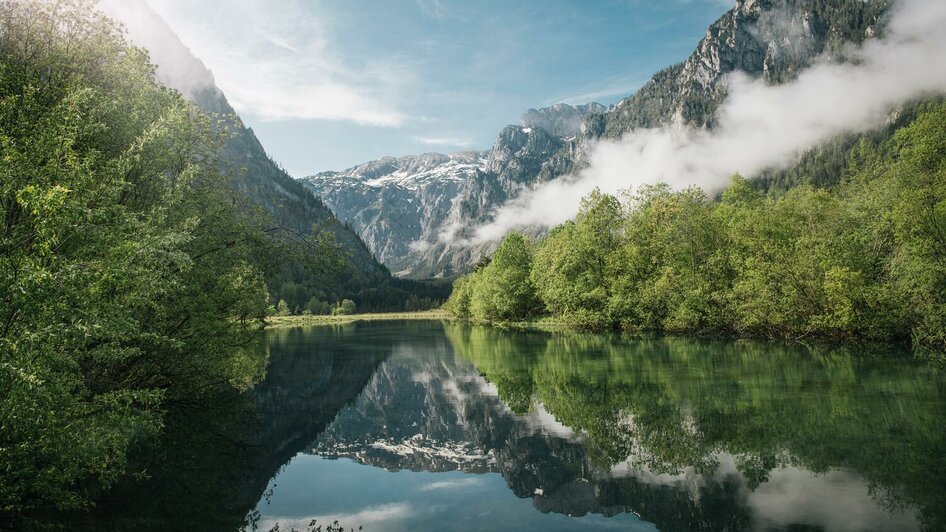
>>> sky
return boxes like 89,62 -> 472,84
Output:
144,0 -> 732,176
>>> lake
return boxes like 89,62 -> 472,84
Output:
68,320 -> 945,531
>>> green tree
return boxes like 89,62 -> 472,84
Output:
531,191 -> 623,329
469,232 -> 539,322
443,102 -> 946,357
275,299 -> 292,316
333,299 -> 357,315
444,275 -> 474,319
0,0 -> 296,514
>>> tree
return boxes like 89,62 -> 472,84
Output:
442,101 -> 946,356
444,276 -> 474,318
0,0 -> 272,514
469,232 -> 539,322
333,299 -> 357,315
532,191 -> 623,329
276,299 -> 292,316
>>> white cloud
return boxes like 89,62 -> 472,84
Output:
408,239 -> 433,252
413,136 -> 475,147
137,0 -> 410,125
552,79 -> 644,106
257,502 -> 415,531
420,477 -> 483,491
468,0 -> 946,244
414,0 -> 449,19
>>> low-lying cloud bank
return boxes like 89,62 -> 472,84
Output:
469,0 -> 946,244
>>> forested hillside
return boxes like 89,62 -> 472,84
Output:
448,102 -> 946,357
102,0 -> 449,312
0,0 -> 278,515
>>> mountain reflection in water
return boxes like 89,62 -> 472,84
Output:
62,321 -> 946,531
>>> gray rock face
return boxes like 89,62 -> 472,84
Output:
519,102 -> 607,139
302,0 -> 891,279
301,102 -> 599,278
301,152 -> 488,277
600,0 -> 889,135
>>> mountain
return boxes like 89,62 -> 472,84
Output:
302,152 -> 487,276
302,0 -> 893,279
520,102 -> 607,138
101,0 -> 377,270
305,323 -> 923,530
100,0 -> 448,309
301,102 -> 604,278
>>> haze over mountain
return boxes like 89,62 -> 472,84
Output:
100,0 -> 376,269
303,0 -> 912,279
100,0 -> 450,308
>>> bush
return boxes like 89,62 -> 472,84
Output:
333,299 -> 357,315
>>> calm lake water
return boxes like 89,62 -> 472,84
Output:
70,321 -> 945,531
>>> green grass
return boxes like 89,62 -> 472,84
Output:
265,309 -> 453,329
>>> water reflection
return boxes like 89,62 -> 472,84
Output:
61,324 -> 392,530
444,325 -> 945,531
55,321 -> 946,531
272,323 -> 943,531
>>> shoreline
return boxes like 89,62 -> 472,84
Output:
264,309 -> 454,329
263,312 -> 933,361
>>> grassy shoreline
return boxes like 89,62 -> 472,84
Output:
264,309 -> 453,328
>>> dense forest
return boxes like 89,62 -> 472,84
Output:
447,102 -> 946,358
0,0 -> 441,519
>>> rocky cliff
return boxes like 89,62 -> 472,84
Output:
301,103 -> 600,278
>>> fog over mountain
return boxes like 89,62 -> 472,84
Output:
472,0 -> 946,242
301,102 -> 604,277
305,0 -> 919,278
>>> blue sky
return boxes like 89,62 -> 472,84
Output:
147,0 -> 731,176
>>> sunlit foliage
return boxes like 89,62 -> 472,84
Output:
449,102 -> 946,356
0,0 -> 313,513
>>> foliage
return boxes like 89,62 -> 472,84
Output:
332,299 -> 357,316
448,103 -> 946,355
465,232 -> 539,322
531,190 -> 626,329
0,0 -> 328,515
275,300 -> 292,317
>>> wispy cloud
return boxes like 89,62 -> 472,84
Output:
553,79 -> 644,106
468,0 -> 946,243
142,0 -> 410,125
258,503 -> 415,531
414,0 -> 448,19
413,136 -> 475,147
420,477 -> 483,491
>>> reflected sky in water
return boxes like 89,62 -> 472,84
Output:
249,321 -> 943,532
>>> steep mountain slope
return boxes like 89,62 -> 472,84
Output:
100,0 -> 450,309
598,0 -> 891,135
101,0 -> 378,271
520,102 -> 607,138
303,0 -> 893,279
303,152 -> 487,276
